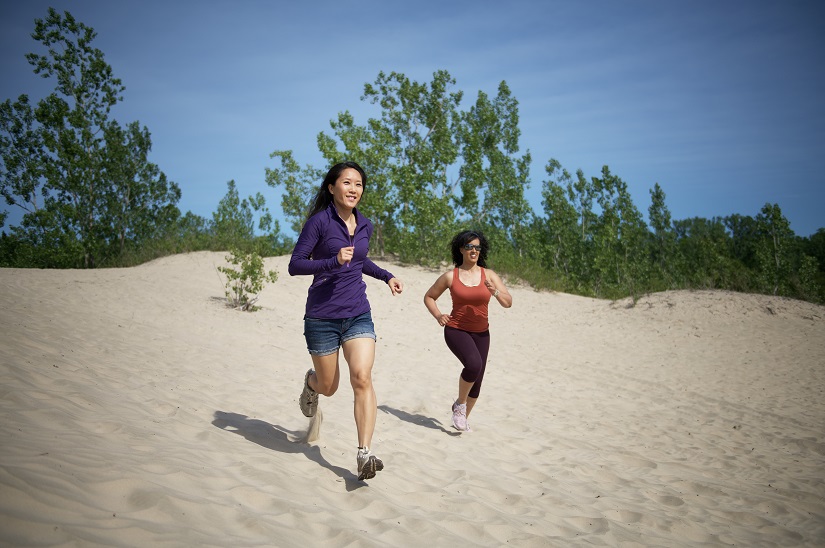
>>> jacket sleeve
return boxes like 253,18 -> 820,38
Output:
362,258 -> 394,283
288,215 -> 340,276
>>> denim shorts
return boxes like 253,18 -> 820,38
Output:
303,311 -> 376,356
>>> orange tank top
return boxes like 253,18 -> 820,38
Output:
447,267 -> 491,332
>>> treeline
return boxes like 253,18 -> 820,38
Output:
2,9 -> 823,304
265,71 -> 824,303
529,164 -> 824,302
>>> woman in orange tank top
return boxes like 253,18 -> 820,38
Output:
423,230 -> 513,432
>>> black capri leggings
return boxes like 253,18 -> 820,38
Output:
444,326 -> 491,399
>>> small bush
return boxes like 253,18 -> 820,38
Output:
217,249 -> 278,311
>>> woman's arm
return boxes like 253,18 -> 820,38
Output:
363,258 -> 404,295
288,217 -> 340,276
484,269 -> 513,308
423,271 -> 453,326
362,257 -> 393,283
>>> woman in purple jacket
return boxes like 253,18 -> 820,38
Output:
289,161 -> 404,481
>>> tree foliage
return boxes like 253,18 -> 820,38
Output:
210,180 -> 289,256
266,71 -> 532,267
0,8 -> 180,268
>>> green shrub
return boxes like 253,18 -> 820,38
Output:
217,249 -> 278,311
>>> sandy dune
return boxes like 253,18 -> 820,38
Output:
1,251 -> 823,546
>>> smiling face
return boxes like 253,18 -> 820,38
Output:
460,238 -> 482,266
328,167 -> 363,212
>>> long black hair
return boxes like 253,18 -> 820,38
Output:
450,230 -> 489,267
305,161 -> 367,222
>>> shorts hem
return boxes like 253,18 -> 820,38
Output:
303,311 -> 375,355
342,332 -> 377,343
308,347 -> 339,357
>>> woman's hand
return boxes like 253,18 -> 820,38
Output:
485,279 -> 498,295
485,270 -> 513,308
435,313 -> 451,326
388,277 -> 404,296
337,246 -> 355,266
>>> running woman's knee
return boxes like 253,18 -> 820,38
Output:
349,369 -> 373,392
314,374 -> 339,396
461,361 -> 483,383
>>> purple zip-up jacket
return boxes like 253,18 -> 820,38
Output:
288,203 -> 394,319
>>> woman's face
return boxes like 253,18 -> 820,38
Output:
460,238 -> 481,265
328,167 -> 363,211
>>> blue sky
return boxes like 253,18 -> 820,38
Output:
2,0 -> 824,238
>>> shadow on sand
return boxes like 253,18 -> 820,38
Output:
212,410 -> 367,491
378,405 -> 460,436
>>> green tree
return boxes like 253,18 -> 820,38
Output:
269,70 -> 466,264
212,180 -> 255,247
210,180 -> 287,255
754,203 -> 795,295
0,8 -> 180,267
1,95 -> 46,217
794,254 -> 822,303
538,159 -> 580,280
589,166 -> 648,296
171,211 -> 211,253
458,81 -> 532,249
724,213 -> 759,270
264,150 -> 324,236
566,167 -> 599,287
800,230 -> 825,303
802,228 -> 825,274
357,70 -> 464,263
648,182 -> 676,288
673,217 -> 744,290
28,8 -> 126,267
103,120 -> 181,256
316,110 -> 397,256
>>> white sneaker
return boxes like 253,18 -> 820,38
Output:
451,400 -> 468,431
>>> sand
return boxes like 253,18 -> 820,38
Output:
1,251 -> 823,547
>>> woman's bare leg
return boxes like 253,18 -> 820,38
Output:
309,352 -> 341,397
342,337 -> 377,448
466,396 -> 478,419
456,376 -> 473,405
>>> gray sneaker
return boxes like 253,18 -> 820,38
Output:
357,447 -> 384,481
299,369 -> 318,418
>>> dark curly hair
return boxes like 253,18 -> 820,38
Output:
450,230 -> 489,267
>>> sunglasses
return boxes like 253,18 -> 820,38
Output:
463,244 -> 482,251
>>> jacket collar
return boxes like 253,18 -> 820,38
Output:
327,202 -> 360,226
